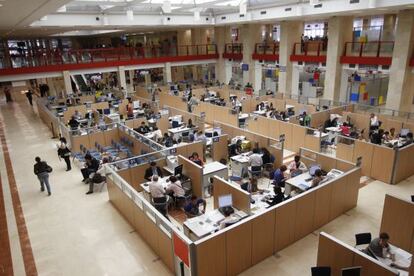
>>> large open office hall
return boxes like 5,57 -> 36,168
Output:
1,0 -> 414,276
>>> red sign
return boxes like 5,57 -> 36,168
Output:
173,233 -> 189,267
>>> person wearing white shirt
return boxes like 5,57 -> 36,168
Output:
370,113 -> 379,130
165,176 -> 185,197
149,175 -> 166,199
288,155 -> 308,174
249,148 -> 263,167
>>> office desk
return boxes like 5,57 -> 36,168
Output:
325,126 -> 341,144
253,110 -> 267,116
286,104 -> 294,110
384,138 -> 406,148
183,209 -> 248,240
168,127 -> 191,140
202,162 -> 228,197
231,152 -> 252,178
140,176 -> 170,201
376,244 -> 412,276
285,172 -> 313,195
250,190 -> 274,214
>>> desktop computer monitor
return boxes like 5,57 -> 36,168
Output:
341,266 -> 361,276
133,100 -> 140,109
400,128 -> 410,137
218,194 -> 233,208
205,132 -> 213,138
309,165 -> 321,176
174,164 -> 183,176
97,109 -> 103,115
103,108 -> 110,115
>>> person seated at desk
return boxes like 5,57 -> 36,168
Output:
389,128 -> 396,140
287,109 -> 295,117
195,130 -> 207,144
399,132 -> 413,148
163,133 -> 174,147
144,161 -> 163,181
273,165 -> 288,187
261,148 -> 275,165
184,195 -> 206,218
370,129 -> 384,145
382,131 -> 392,143
81,154 -> 100,182
136,122 -> 150,135
189,152 -> 204,166
165,175 -> 185,200
300,112 -> 311,127
187,118 -> 195,128
73,110 -> 81,120
249,148 -> 263,167
363,232 -> 392,259
266,186 -> 285,207
148,176 -> 169,219
309,169 -> 324,189
288,155 -> 307,175
229,140 -> 243,157
219,208 -> 240,230
68,116 -> 80,129
340,122 -> 351,136
151,126 -> 163,142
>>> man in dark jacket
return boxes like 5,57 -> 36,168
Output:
144,161 -> 163,181
34,156 -> 52,196
81,154 -> 100,182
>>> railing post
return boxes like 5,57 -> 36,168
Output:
186,45 -> 189,56
317,42 -> 321,56
376,41 -> 381,57
205,44 -> 208,55
359,42 -> 364,57
273,43 -> 276,55
196,45 -> 199,55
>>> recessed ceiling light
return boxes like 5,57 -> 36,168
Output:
0,4 -> 3,7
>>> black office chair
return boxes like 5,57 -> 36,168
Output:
411,195 -> 414,202
355,232 -> 371,248
311,266 -> 331,276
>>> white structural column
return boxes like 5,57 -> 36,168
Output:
63,70 -> 72,95
128,70 -> 135,91
324,16 -> 353,101
164,62 -> 172,83
215,26 -> 231,84
291,64 -> 300,96
386,10 -> 414,112
241,24 -> 262,93
117,66 -> 127,90
278,21 -> 302,95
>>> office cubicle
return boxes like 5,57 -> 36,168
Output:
317,232 -> 399,276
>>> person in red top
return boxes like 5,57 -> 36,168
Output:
340,122 -> 351,136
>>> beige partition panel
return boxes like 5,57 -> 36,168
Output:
212,135 -> 229,162
88,131 -> 105,149
71,135 -> 90,152
304,134 -> 321,152
380,194 -> 414,253
352,140 -> 374,177
103,128 -> 120,147
336,143 -> 354,162
311,110 -> 330,129
393,144 -> 414,184
178,155 -> 203,198
370,146 -> 395,183
279,121 -> 293,150
291,125 -> 307,153
251,210 -> 275,265
213,176 -> 251,214
343,112 -> 370,140
226,222 -> 252,275
317,232 -> 398,276
195,232 -> 227,276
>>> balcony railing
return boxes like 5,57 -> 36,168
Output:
254,42 -> 279,55
341,41 -> 394,66
292,41 -> 327,57
223,43 -> 243,60
2,44 -> 218,70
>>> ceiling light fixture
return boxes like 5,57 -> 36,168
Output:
194,10 -> 200,21
126,9 -> 134,21
239,0 -> 247,15
162,0 -> 171,14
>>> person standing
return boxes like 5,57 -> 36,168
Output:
26,89 -> 33,106
57,137 -> 71,171
4,86 -> 12,102
33,157 -> 52,196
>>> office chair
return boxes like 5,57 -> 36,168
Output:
248,165 -> 263,179
355,233 -> 371,250
411,195 -> 414,202
311,266 -> 331,276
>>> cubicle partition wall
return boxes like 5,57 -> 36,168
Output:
106,163 -> 194,275
211,134 -> 229,162
160,93 -> 188,112
245,115 -> 321,153
309,105 -> 351,129
335,135 -> 414,184
193,161 -> 360,276
36,98 -> 60,138
213,176 -> 251,214
193,102 -> 239,127
380,194 -> 414,254
317,232 -> 399,276
215,121 -> 283,168
164,105 -> 205,133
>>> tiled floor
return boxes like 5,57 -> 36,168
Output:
1,93 -> 413,276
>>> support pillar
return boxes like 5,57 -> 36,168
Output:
128,70 -> 135,91
253,61 -> 262,93
385,10 -> 414,112
117,66 -> 127,91
278,21 -> 302,95
291,63 -> 300,96
164,62 -> 172,84
324,16 -> 354,101
63,70 -> 72,95
214,26 -> 229,84
241,24 -> 262,93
